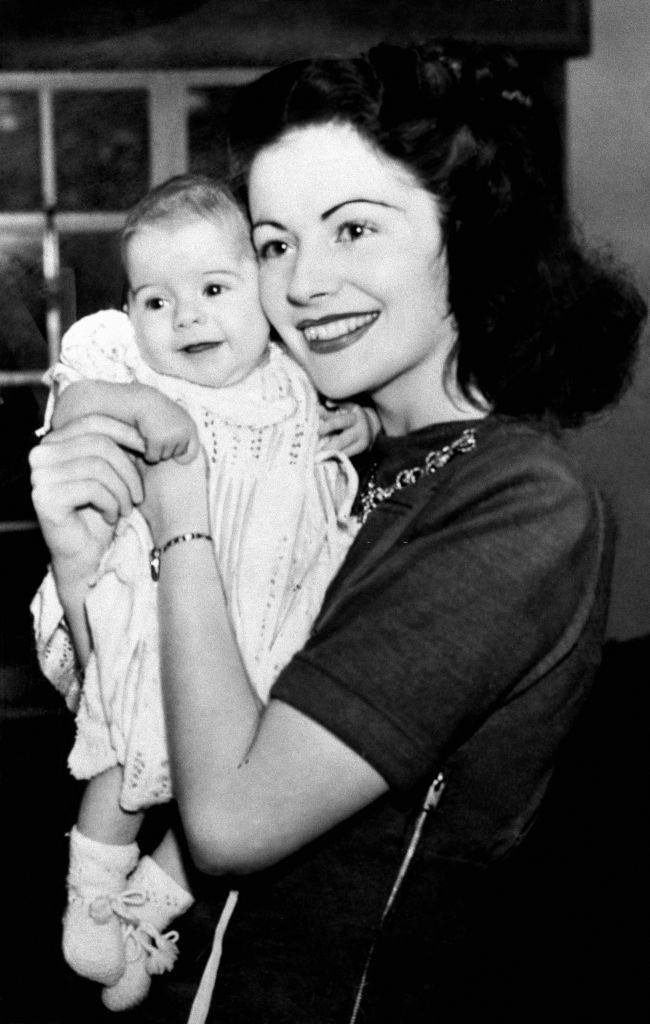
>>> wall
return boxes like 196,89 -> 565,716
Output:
566,0 -> 650,638
0,0 -> 589,67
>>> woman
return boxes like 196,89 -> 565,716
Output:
31,42 -> 646,1022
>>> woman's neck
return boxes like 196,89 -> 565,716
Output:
373,366 -> 489,437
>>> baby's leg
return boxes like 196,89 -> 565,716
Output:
101,828 -> 195,1012
64,767 -> 142,986
150,826 -> 192,892
77,764 -> 144,844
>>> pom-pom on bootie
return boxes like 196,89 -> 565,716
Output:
62,827 -> 140,986
101,856 -> 194,1012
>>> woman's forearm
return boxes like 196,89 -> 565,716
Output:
145,455 -> 386,877
156,540 -> 262,834
156,537 -> 386,877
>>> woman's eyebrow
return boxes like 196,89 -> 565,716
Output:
321,199 -> 398,219
251,199 -> 399,232
251,219 -> 286,231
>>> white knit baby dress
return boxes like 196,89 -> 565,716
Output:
31,310 -> 359,809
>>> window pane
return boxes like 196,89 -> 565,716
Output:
188,87 -> 239,180
0,93 -> 41,210
0,233 -> 81,367
0,384 -> 45,519
0,256 -> 48,563
0,245 -> 49,370
55,91 -> 149,211
0,230 -> 122,360
59,231 -> 124,318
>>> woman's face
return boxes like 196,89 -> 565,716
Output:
248,122 -> 457,430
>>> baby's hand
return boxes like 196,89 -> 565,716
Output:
51,380 -> 199,464
318,402 -> 381,457
134,387 -> 199,465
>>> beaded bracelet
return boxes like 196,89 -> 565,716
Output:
149,532 -> 212,581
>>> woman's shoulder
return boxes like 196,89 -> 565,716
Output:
465,416 -> 597,496
434,416 -> 607,542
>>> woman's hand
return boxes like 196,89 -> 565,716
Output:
137,443 -> 211,546
30,414 -> 147,667
30,415 -> 146,585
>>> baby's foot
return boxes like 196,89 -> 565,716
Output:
63,827 -> 140,985
100,855 -> 194,1011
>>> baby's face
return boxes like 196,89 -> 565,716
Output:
125,215 -> 269,388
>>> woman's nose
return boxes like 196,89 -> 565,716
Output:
287,244 -> 337,306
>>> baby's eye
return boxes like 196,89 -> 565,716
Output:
256,239 -> 290,261
144,296 -> 166,311
204,283 -> 224,297
336,221 -> 374,243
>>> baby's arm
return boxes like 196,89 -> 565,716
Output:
51,380 -> 199,464
318,400 -> 381,457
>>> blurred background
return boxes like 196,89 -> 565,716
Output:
0,2 -> 647,1021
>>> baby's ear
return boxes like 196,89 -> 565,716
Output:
120,277 -> 131,312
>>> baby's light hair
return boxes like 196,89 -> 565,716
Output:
120,173 -> 251,274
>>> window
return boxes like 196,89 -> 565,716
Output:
0,67 -> 260,579
0,68 -> 260,372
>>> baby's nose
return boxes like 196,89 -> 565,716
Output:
174,302 -> 206,329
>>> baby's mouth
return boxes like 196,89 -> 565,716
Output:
181,341 -> 224,354
298,312 -> 379,353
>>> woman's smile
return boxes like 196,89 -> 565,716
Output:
297,312 -> 380,352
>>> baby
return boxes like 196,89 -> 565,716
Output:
31,175 -> 378,1011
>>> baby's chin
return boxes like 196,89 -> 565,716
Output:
171,353 -> 271,391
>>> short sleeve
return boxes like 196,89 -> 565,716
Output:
40,310 -> 139,432
271,432 -> 607,791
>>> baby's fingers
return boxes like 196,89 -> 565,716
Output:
143,439 -> 166,464
318,406 -> 356,437
173,424 -> 201,465
318,425 -> 363,456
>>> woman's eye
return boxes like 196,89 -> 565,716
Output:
144,297 -> 166,311
204,283 -> 223,297
257,239 -> 289,261
337,221 -> 374,243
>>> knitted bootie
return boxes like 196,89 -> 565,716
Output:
101,856 -> 194,1012
62,827 -> 140,985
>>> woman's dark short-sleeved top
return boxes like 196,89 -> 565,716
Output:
203,415 -> 613,1023
275,416 -> 610,849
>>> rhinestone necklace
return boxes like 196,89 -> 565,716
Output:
358,427 -> 477,525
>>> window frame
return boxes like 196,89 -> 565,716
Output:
0,67 -> 262,381
0,68 -> 263,532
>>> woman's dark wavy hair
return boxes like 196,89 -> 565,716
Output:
228,41 -> 646,426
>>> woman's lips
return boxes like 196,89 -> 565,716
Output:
297,312 -> 379,354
